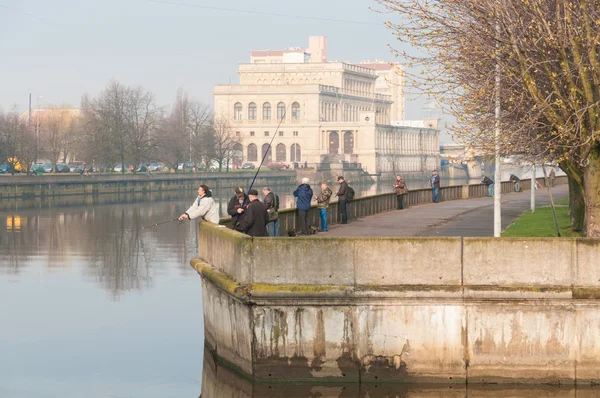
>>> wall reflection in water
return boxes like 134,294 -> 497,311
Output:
200,348 -> 596,398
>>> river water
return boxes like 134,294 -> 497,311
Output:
0,179 -> 583,397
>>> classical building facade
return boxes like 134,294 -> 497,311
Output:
214,38 -> 439,175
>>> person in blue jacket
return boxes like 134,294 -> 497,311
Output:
293,177 -> 313,235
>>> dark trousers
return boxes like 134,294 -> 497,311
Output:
297,209 -> 309,235
396,194 -> 405,209
339,200 -> 348,224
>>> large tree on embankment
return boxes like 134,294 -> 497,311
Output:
376,0 -> 600,236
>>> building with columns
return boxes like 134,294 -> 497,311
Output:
213,37 -> 440,176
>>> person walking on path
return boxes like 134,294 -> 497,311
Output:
509,174 -> 521,192
336,176 -> 350,223
238,189 -> 269,237
178,184 -> 220,224
315,181 -> 333,232
482,175 -> 494,196
430,170 -> 441,203
262,186 -> 280,237
227,187 -> 249,231
393,175 -> 409,210
293,177 -> 313,235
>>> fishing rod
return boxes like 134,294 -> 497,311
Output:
140,218 -> 181,229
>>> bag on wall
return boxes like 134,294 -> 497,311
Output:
346,186 -> 355,201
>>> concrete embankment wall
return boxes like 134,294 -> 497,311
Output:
0,171 -> 296,199
193,223 -> 600,384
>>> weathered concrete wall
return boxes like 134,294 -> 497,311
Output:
193,223 -> 600,384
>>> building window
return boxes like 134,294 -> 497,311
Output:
263,102 -> 271,120
279,131 -> 283,136
234,103 -> 243,120
248,102 -> 257,120
250,131 -> 255,136
291,143 -> 301,162
344,131 -> 354,154
262,143 -> 272,162
293,131 -> 298,137
277,102 -> 286,120
276,143 -> 286,161
247,143 -> 257,162
291,102 -> 300,120
264,131 -> 269,137
236,131 -> 241,136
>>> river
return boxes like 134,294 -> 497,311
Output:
0,179 -> 580,397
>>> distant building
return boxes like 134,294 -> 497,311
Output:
213,37 -> 439,176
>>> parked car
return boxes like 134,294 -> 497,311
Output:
148,162 -> 160,172
267,161 -> 290,170
69,164 -> 84,173
242,163 -> 256,169
113,164 -> 132,173
0,162 -> 13,173
176,162 -> 195,172
43,163 -> 53,173
56,163 -> 70,173
136,164 -> 148,172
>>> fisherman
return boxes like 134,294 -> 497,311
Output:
227,187 -> 249,231
238,189 -> 269,237
178,184 -> 220,224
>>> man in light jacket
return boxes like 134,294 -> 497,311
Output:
179,184 -> 220,224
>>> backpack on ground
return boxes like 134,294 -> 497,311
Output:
346,185 -> 355,201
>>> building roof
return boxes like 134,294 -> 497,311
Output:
360,63 -> 394,71
250,50 -> 285,57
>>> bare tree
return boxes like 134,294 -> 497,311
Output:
376,0 -> 600,236
124,87 -> 161,172
0,108 -> 32,174
212,116 -> 241,172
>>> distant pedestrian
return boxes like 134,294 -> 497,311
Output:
482,175 -> 494,196
549,168 -> 556,187
393,175 -> 409,210
262,186 -> 280,237
430,170 -> 441,203
315,181 -> 332,232
336,176 -> 350,223
293,177 -> 313,235
509,174 -> 521,192
227,187 -> 249,231
238,189 -> 269,237
179,184 -> 220,224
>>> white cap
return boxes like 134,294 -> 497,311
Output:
301,177 -> 310,184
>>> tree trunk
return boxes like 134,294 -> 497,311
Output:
560,160 -> 585,232
584,147 -> 600,237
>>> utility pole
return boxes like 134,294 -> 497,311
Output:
493,22 -> 502,237
36,96 -> 43,161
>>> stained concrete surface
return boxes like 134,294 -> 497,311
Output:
325,185 -> 569,237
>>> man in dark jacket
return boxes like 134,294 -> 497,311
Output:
509,174 -> 521,192
482,175 -> 494,197
293,177 -> 313,235
431,170 -> 441,203
227,187 -> 249,230
238,189 -> 268,237
336,176 -> 349,224
262,186 -> 280,237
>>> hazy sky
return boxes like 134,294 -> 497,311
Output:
1,0 -> 447,134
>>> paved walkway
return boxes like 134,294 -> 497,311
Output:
325,185 -> 569,237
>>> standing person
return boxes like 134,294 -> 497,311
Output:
549,168 -> 556,187
293,177 -> 313,235
336,176 -> 350,224
178,184 -> 220,224
238,189 -> 269,237
315,181 -> 332,232
227,187 -> 249,231
509,174 -> 521,192
393,175 -> 409,210
262,186 -> 280,237
430,170 -> 441,203
482,175 -> 494,196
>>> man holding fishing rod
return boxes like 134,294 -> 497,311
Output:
178,184 -> 220,224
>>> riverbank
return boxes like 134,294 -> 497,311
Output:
502,199 -> 581,237
0,171 -> 296,199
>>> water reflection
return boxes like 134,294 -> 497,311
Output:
201,348 -> 598,397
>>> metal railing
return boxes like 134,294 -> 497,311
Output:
219,176 -> 568,234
